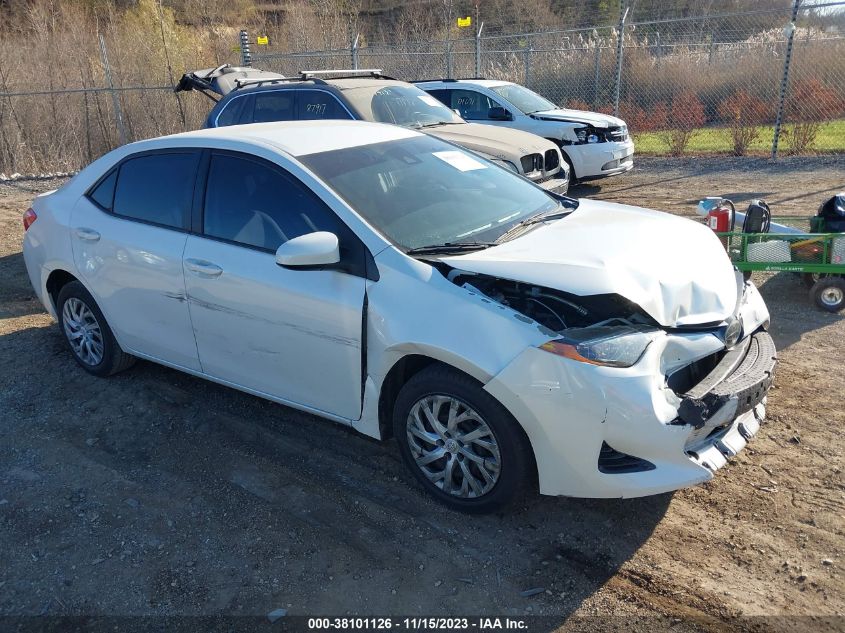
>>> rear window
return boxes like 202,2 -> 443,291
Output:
88,169 -> 117,210
112,153 -> 198,229
252,91 -> 296,123
215,96 -> 247,127
296,90 -> 352,120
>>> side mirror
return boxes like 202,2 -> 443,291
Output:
488,106 -> 512,121
275,231 -> 340,268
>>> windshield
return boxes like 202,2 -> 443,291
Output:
490,84 -> 556,115
342,85 -> 464,128
299,136 -> 561,250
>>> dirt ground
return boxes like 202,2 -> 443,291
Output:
1,155 -> 843,630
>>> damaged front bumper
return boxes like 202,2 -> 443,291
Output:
677,331 -> 776,430
484,283 -> 775,499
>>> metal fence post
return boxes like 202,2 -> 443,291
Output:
655,31 -> 661,69
613,5 -> 629,118
351,33 -> 359,69
772,0 -> 800,160
523,39 -> 532,88
593,30 -> 601,110
475,22 -> 483,78
98,33 -> 127,146
240,30 -> 252,67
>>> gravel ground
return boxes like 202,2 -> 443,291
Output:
0,156 -> 843,630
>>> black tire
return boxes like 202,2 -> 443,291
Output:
392,365 -> 535,514
560,151 -> 578,184
56,281 -> 135,376
810,276 -> 845,313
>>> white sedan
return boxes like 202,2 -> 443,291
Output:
22,121 -> 776,513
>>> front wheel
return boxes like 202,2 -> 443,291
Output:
392,365 -> 535,513
810,276 -> 845,312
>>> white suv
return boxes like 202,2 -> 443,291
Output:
417,79 -> 634,181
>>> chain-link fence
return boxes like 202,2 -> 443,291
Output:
253,0 -> 845,159
1,1 -> 843,175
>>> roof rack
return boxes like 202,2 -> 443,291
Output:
234,76 -> 326,89
410,77 -> 487,83
299,69 -> 398,81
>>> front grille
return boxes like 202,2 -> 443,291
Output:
543,149 -> 560,172
520,153 -> 542,174
606,125 -> 628,142
597,442 -> 656,474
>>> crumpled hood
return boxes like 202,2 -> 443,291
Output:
441,200 -> 739,327
428,123 -> 557,159
532,108 -> 626,129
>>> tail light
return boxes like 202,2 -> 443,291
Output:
23,208 -> 37,231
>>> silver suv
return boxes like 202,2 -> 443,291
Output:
176,66 -> 569,193
416,79 -> 634,181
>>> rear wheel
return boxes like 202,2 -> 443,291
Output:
810,276 -> 845,313
57,281 -> 135,376
392,365 -> 534,513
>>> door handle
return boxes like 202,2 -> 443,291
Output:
75,228 -> 101,242
185,258 -> 223,278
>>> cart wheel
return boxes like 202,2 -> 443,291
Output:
802,273 -> 820,289
810,277 -> 845,313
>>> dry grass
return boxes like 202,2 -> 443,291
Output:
0,1 -> 843,173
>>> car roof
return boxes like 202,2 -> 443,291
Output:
140,120 -> 421,157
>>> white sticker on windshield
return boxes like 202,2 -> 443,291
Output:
418,94 -> 444,108
432,150 -> 487,172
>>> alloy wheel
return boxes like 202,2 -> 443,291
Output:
406,395 -> 501,499
62,297 -> 105,366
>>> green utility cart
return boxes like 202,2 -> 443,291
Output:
716,217 -> 845,312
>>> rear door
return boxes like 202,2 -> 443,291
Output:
70,150 -> 202,370
182,151 -> 367,420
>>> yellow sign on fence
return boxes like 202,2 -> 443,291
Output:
457,16 -> 472,28
257,35 -> 269,45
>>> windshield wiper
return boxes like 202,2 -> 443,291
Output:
405,241 -> 496,255
418,121 -> 462,128
495,207 -> 572,243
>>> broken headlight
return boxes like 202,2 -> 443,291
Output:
574,126 -> 601,144
539,326 -> 659,368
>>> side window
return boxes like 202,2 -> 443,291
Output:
87,169 -> 117,211
111,153 -> 198,229
203,153 -> 350,252
451,89 -> 498,120
296,91 -> 352,120
215,96 -> 247,127
425,89 -> 451,108
251,91 -> 296,123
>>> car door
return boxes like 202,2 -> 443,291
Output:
182,151 -> 367,420
70,150 -> 202,371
